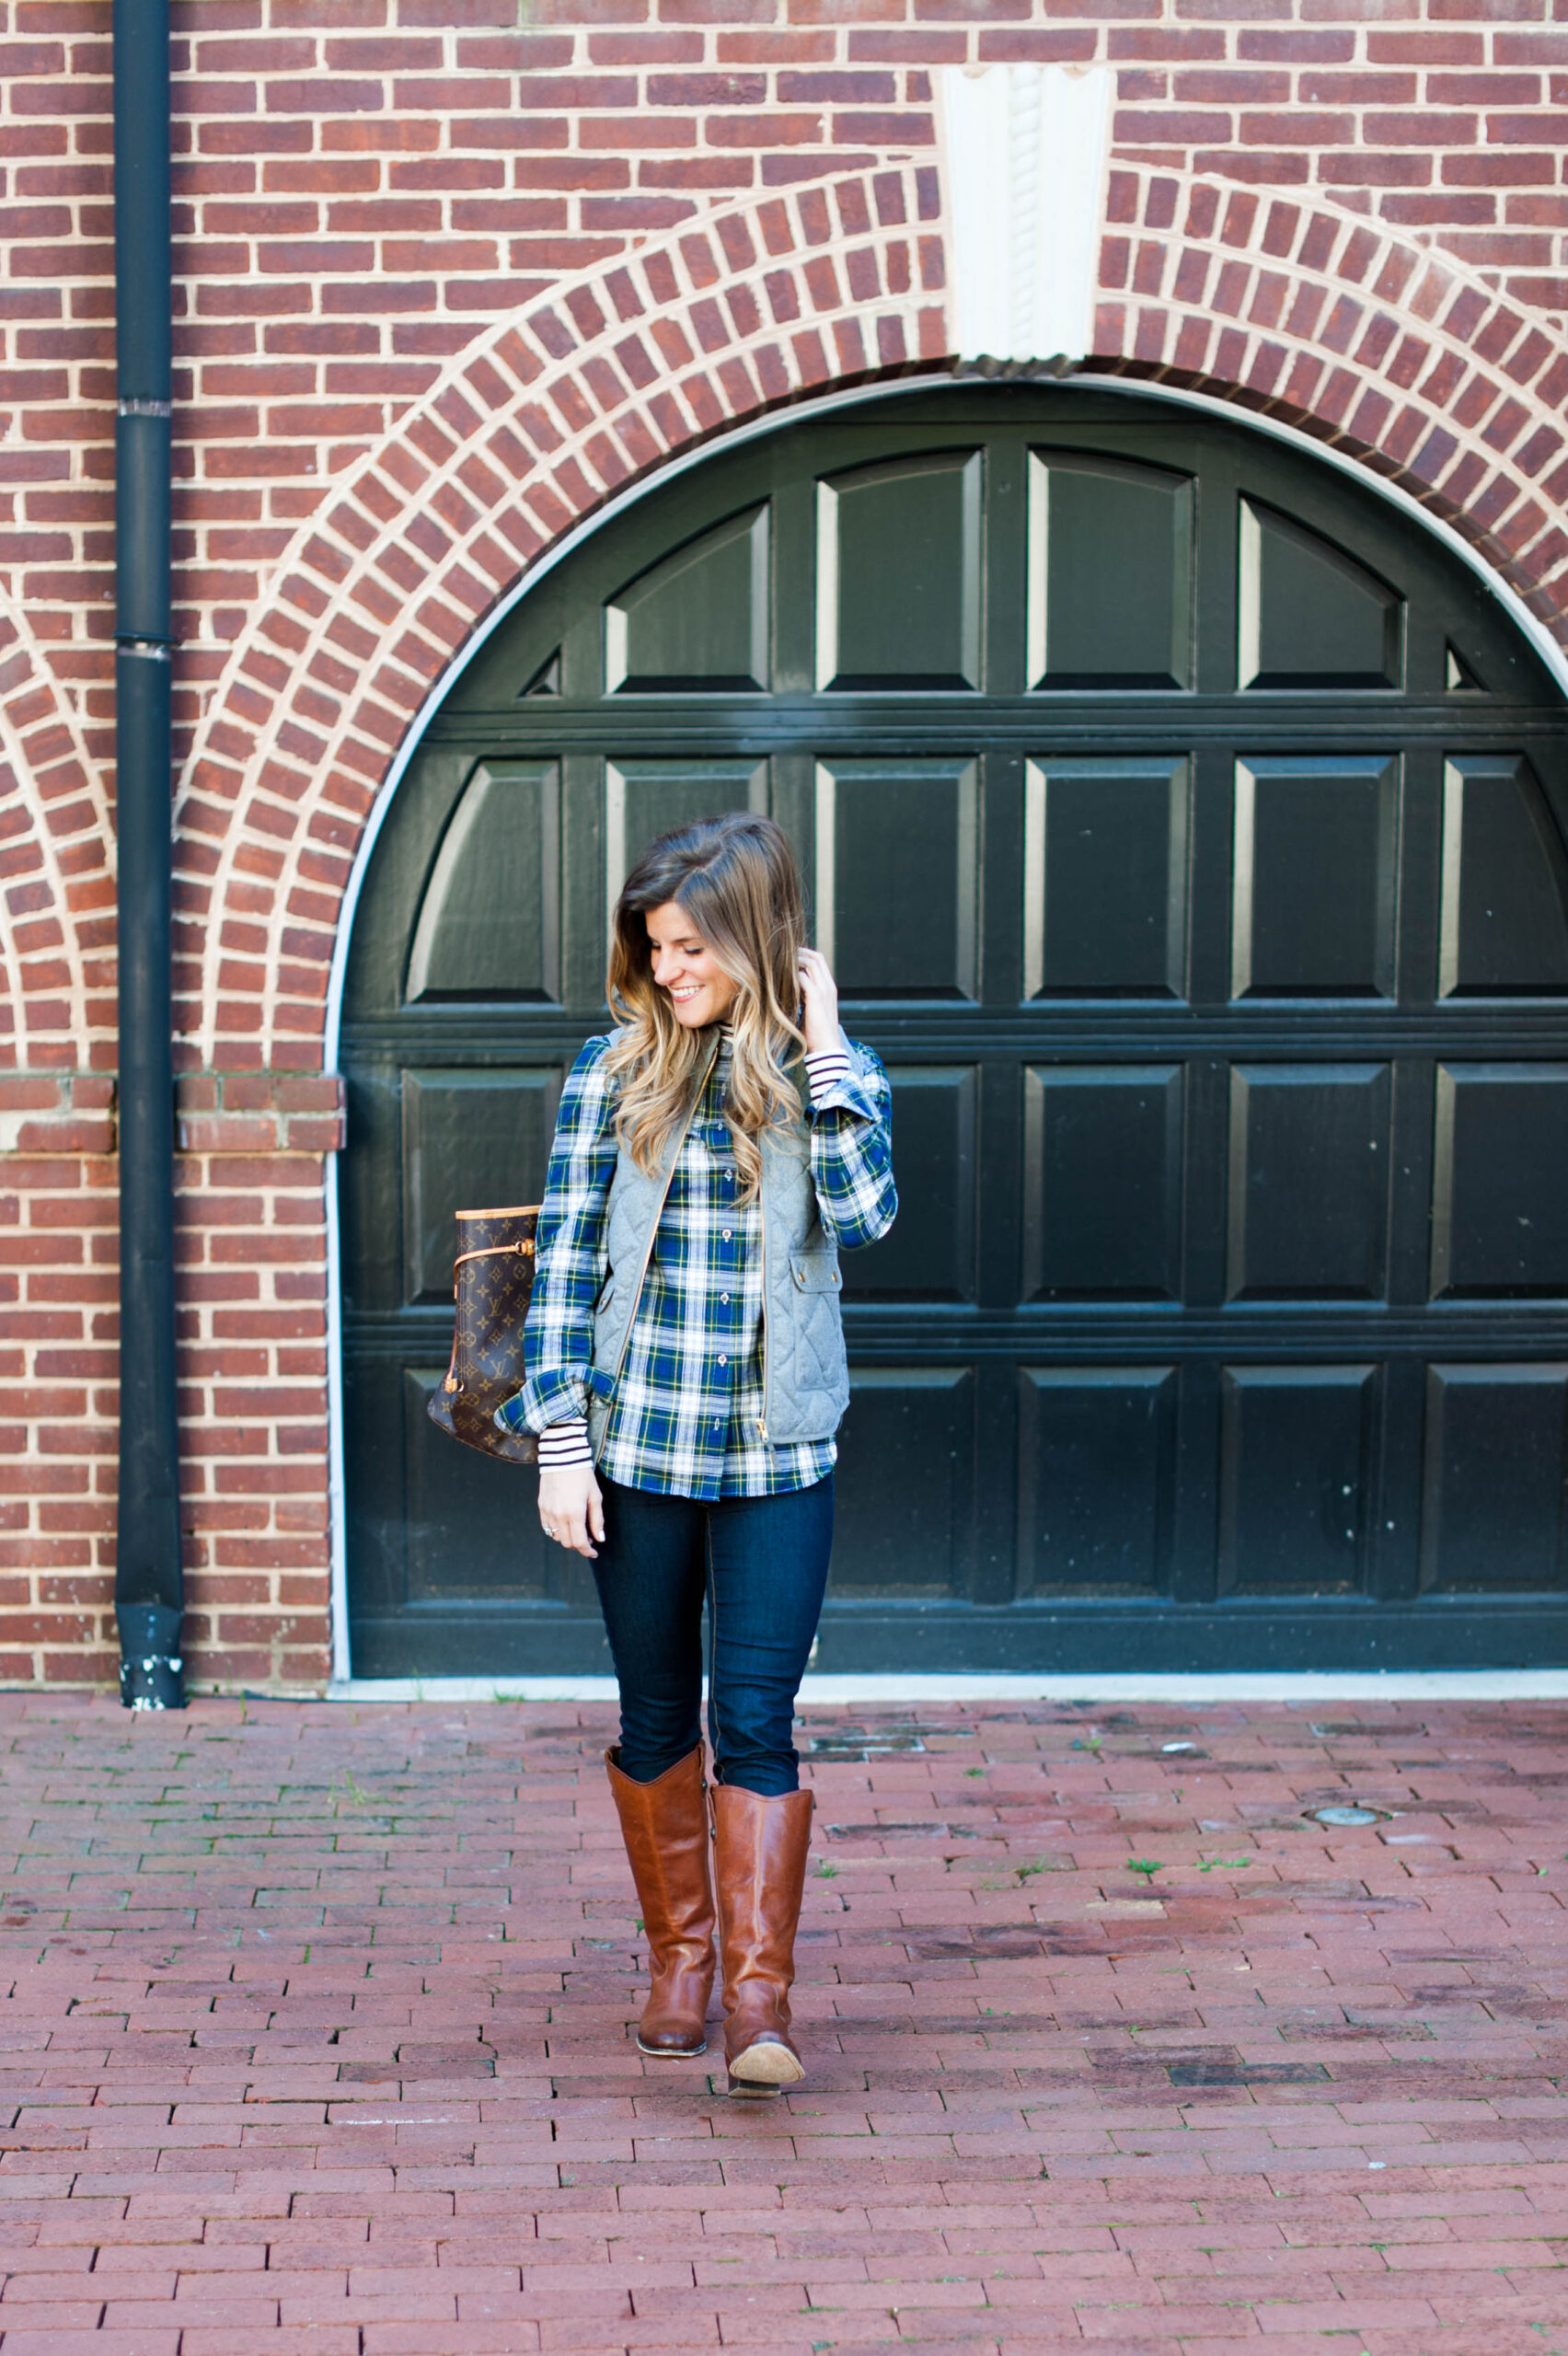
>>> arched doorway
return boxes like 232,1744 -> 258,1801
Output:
339,383 -> 1568,1677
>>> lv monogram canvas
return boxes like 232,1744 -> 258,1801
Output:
427,1207 -> 540,1465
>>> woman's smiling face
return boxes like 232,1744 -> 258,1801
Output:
645,899 -> 740,1030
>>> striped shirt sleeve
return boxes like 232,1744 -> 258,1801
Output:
804,1045 -> 852,1103
806,1035 -> 897,1251
536,1415 -> 592,1467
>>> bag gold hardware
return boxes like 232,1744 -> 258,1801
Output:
452,1237 -> 535,1285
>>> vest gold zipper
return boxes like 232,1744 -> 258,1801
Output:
757,1188 -> 768,1441
601,1035 -> 719,1448
759,1059 -> 823,1441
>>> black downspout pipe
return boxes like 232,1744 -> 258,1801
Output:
113,0 -> 183,1710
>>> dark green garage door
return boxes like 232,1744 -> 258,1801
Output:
340,385 -> 1568,1676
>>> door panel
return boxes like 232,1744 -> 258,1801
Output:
1226,1065 -> 1391,1302
605,505 -> 769,693
1431,1065 -> 1568,1297
842,1066 -> 976,1303
1218,1365 -> 1378,1595
1017,1366 -> 1177,1595
1024,757 -> 1189,999
816,758 -> 978,999
817,450 -> 982,691
1420,1365 -> 1568,1592
1027,452 -> 1193,689
831,1368 -> 975,1597
400,1068 -> 561,1306
403,1368 -> 560,1601
1239,500 -> 1404,688
1438,755 -> 1568,997
340,385 -> 1568,1672
1022,1065 -> 1184,1302
605,758 -> 767,902
1230,756 -> 1399,999
406,762 -> 561,1003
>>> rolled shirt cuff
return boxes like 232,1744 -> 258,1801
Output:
492,1390 -> 531,1436
536,1416 -> 593,1467
514,1368 -> 592,1431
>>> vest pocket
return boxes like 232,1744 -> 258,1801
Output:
590,1281 -> 619,1384
790,1252 -> 842,1292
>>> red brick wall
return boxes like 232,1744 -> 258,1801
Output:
7,2 -> 1563,763
0,1076 -> 116,1682
4,0 -> 1567,1689
0,1069 -> 342,1687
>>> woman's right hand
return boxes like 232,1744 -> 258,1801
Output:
538,1464 -> 605,1560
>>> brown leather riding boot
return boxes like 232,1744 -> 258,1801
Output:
710,1782 -> 813,2097
605,1744 -> 717,2058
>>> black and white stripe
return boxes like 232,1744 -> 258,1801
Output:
534,1415 -> 592,1467
803,1045 -> 852,1102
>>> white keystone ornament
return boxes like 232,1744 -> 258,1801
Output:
938,62 -> 1114,367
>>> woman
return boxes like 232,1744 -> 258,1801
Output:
496,812 -> 896,2096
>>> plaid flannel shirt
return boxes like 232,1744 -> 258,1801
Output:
502,1028 -> 896,1499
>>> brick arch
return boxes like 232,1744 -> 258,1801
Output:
176,157 -> 1568,1074
0,594 -> 110,1072
1090,164 -> 1568,649
174,164 -> 947,1074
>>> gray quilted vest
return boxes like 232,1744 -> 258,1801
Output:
586,1028 -> 855,1460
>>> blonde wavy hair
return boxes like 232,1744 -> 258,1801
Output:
605,813 -> 808,1198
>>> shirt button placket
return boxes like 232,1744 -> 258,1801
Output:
714,1161 -> 740,1457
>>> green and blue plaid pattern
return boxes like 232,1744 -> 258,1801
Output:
506,1030 -> 896,1499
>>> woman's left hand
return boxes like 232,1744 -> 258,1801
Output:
798,947 -> 839,1056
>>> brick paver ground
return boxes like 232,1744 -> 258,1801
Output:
2,1693 -> 1567,2354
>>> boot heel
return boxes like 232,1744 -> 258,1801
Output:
727,2072 -> 779,2100
727,2038 -> 805,2096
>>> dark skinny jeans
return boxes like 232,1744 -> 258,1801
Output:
591,1472 -> 834,1796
